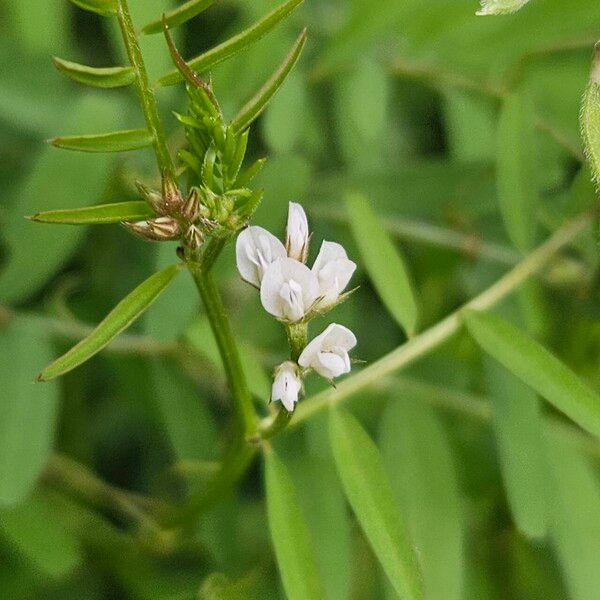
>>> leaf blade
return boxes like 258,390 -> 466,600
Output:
29,201 -> 154,225
231,29 -> 307,133
464,310 -> 600,438
157,0 -> 305,87
496,91 -> 538,252
264,449 -> 324,600
329,410 -> 424,600
581,47 -> 600,186
38,265 -> 180,381
345,191 -> 419,335
52,57 -> 135,88
67,0 -> 117,16
49,128 -> 154,153
143,0 -> 217,34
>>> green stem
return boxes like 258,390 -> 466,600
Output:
285,322 -> 308,362
116,0 -> 174,177
188,263 -> 257,436
275,212 -> 592,431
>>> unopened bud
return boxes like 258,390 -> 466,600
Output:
184,224 -> 204,249
149,216 -> 181,238
136,180 -> 164,214
162,175 -> 183,212
181,188 -> 200,223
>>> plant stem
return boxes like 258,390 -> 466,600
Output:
188,263 -> 257,436
116,0 -> 174,177
279,212 -> 592,430
285,322 -> 308,362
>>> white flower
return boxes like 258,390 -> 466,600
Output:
271,361 -> 302,412
299,323 -> 357,379
236,226 -> 286,288
285,202 -> 310,263
311,241 -> 356,308
260,258 -> 320,322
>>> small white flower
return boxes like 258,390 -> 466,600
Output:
311,241 -> 356,308
285,202 -> 310,263
236,226 -> 286,288
271,361 -> 303,412
260,258 -> 320,322
299,323 -> 357,380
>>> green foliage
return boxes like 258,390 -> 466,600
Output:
581,46 -> 600,186
329,410 -> 424,600
464,310 -> 600,438
52,58 -> 136,88
143,0 -> 217,35
49,128 -> 154,153
476,0 -> 532,15
264,448 -> 324,600
30,201 -> 154,225
67,0 -> 117,16
345,192 -> 419,336
38,265 -> 180,381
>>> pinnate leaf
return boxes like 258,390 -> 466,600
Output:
231,29 -> 307,133
329,410 -> 424,600
464,310 -> 600,438
49,128 -> 153,153
157,0 -> 305,86
264,448 -> 324,600
53,57 -> 135,88
345,192 -> 418,335
38,265 -> 181,381
29,201 -> 154,225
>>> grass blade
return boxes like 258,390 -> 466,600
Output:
67,0 -> 116,16
329,410 -> 424,600
264,448 -> 324,600
345,191 -> 418,336
157,0 -> 305,87
49,128 -> 153,152
143,0 -> 217,34
29,201 -> 154,225
496,91 -> 538,252
379,397 -> 463,600
464,310 -> 600,438
231,29 -> 307,133
38,265 -> 180,381
53,57 -> 135,88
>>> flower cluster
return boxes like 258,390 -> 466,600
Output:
236,203 -> 357,412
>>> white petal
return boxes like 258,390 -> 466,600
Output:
236,226 -> 286,287
314,351 -> 348,379
299,323 -> 357,370
271,362 -> 302,412
260,258 -> 320,322
312,241 -> 356,305
286,202 -> 310,262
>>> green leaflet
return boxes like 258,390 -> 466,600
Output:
53,57 -> 135,88
38,265 -> 180,381
581,45 -> 600,186
496,91 -> 538,252
49,128 -> 154,152
143,0 -> 217,34
29,201 -> 154,225
67,0 -> 117,16
345,192 -> 418,336
0,318 -> 59,505
486,359 -> 548,538
329,410 -> 424,600
476,0 -> 531,15
463,310 -> 600,438
264,449 -> 324,600
0,94 -> 117,303
379,397 -> 463,600
231,29 -> 307,134
0,495 -> 82,578
157,0 -> 305,86
544,427 -> 600,600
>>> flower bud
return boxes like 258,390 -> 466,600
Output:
184,224 -> 204,249
123,217 -> 180,241
271,361 -> 302,412
181,188 -> 201,223
136,180 -> 164,214
285,202 -> 309,263
162,175 -> 183,212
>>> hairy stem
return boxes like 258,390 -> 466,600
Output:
277,212 -> 592,430
116,0 -> 174,177
188,263 -> 257,436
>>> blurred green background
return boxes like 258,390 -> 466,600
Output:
0,0 -> 599,598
